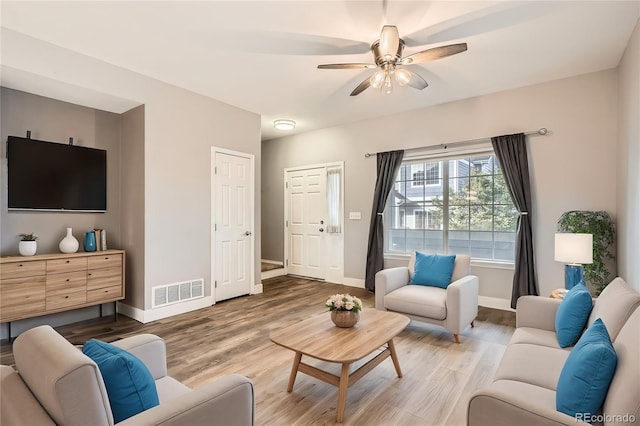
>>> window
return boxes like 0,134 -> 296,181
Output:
384,151 -> 518,262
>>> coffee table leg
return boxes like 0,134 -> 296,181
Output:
388,339 -> 403,378
287,352 -> 302,392
336,363 -> 350,423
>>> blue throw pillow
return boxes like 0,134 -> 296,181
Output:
83,339 -> 159,423
410,252 -> 456,289
555,281 -> 593,348
556,318 -> 617,417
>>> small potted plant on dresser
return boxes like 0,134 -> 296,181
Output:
18,233 -> 38,256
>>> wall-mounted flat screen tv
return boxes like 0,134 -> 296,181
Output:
7,136 -> 107,212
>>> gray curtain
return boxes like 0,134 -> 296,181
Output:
491,133 -> 538,308
365,150 -> 404,291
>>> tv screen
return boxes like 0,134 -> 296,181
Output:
7,136 -> 107,211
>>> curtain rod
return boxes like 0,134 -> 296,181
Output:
364,128 -> 549,158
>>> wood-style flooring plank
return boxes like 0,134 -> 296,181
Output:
0,275 -> 515,425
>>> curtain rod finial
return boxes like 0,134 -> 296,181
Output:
538,128 -> 548,135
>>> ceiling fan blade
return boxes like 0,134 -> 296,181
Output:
379,25 -> 400,58
400,43 -> 468,65
318,63 -> 377,70
404,70 -> 429,90
350,77 -> 372,96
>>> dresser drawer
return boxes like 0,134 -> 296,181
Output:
88,254 -> 122,270
87,267 -> 122,290
87,285 -> 123,303
0,260 -> 46,280
47,257 -> 88,274
0,276 -> 46,321
46,270 -> 87,296
46,290 -> 86,311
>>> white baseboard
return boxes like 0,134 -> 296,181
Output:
342,277 -> 365,288
118,296 -> 214,324
252,283 -> 264,294
261,259 -> 284,266
478,296 -> 514,312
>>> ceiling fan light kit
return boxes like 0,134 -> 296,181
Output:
274,119 -> 296,131
318,25 -> 467,96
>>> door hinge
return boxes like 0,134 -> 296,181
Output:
286,181 -> 288,189
214,223 -> 217,231
286,220 -> 288,227
214,280 -> 217,288
214,166 -> 217,174
286,259 -> 289,266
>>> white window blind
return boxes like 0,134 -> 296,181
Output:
327,168 -> 341,233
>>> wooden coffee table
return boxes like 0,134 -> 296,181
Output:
270,309 -> 410,423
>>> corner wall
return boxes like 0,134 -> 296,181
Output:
617,17 -> 640,292
262,70 -> 618,301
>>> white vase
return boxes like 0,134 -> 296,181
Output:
18,241 -> 37,256
59,228 -> 79,253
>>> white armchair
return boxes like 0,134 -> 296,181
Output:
375,253 -> 479,343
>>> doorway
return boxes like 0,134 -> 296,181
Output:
284,162 -> 344,283
212,148 -> 254,302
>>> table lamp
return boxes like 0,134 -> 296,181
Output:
554,233 -> 593,289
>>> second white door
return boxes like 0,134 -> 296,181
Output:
287,167 -> 327,279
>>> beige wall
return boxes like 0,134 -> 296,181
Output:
262,69 -> 618,301
617,18 -> 640,293
120,105 -> 145,309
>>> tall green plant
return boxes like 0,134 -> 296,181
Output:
557,211 -> 615,295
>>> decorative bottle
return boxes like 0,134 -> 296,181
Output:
59,227 -> 79,253
83,231 -> 97,252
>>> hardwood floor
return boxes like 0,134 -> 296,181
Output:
0,275 -> 516,425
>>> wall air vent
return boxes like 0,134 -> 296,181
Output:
152,278 -> 204,308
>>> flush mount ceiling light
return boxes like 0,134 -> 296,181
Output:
274,119 -> 296,131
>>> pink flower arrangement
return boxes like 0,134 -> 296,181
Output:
325,294 -> 362,313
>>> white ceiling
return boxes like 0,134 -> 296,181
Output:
1,1 -> 639,141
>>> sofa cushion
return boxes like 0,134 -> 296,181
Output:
410,252 -> 456,288
555,281 -> 593,348
0,366 -> 55,426
602,307 -> 640,422
494,343 -> 570,391
83,339 -> 160,423
588,277 -> 640,341
556,318 -> 617,418
384,285 -> 447,320
509,327 -> 567,350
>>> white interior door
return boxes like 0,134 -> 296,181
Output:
286,167 -> 327,279
213,151 -> 253,302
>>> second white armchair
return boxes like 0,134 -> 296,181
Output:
375,252 -> 479,343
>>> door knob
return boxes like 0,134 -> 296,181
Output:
319,228 -> 324,232
244,231 -> 252,236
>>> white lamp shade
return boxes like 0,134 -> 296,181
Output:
554,233 -> 593,264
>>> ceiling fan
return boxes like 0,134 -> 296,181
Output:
318,25 -> 467,96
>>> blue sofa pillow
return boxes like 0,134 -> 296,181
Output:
83,339 -> 159,423
556,318 -> 617,417
410,252 -> 456,289
555,281 -> 593,348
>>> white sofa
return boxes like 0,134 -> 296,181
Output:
375,253 -> 479,343
467,277 -> 640,425
0,325 -> 255,426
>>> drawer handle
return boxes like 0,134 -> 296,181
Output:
66,279 -> 70,282
104,257 -> 109,260
18,264 -> 23,267
88,273 -> 92,276
66,260 -> 70,263
65,296 -> 69,299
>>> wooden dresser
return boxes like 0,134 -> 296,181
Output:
0,249 -> 125,323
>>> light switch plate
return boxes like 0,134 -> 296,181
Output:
349,211 -> 361,220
